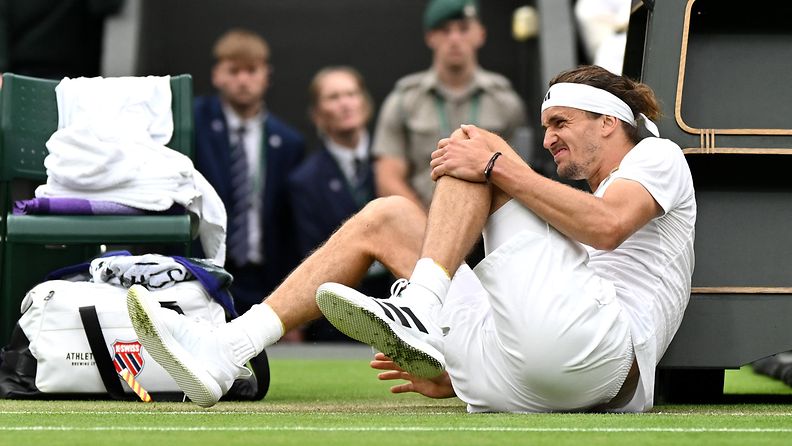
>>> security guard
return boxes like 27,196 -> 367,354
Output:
372,0 -> 527,208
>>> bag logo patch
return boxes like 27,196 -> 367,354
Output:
112,340 -> 145,376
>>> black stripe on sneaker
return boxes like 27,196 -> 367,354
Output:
378,302 -> 430,335
399,306 -> 429,334
381,301 -> 411,327
374,300 -> 396,322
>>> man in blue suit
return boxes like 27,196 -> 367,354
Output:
194,29 -> 305,314
288,66 -> 390,340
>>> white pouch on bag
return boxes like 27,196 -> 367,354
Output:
18,280 -> 224,394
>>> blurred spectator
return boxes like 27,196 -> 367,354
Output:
289,66 -> 392,342
574,0 -> 631,74
0,0 -> 123,79
290,67 -> 375,259
193,29 -> 305,314
372,0 -> 526,209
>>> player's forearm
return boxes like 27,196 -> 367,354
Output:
488,155 -> 623,250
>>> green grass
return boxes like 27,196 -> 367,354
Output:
1,359 -> 791,446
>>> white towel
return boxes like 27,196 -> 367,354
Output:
35,76 -> 227,266
54,75 -> 174,144
90,254 -> 192,290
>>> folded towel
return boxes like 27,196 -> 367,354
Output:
35,76 -> 227,266
13,197 -> 146,215
90,253 -> 236,316
55,75 -> 173,145
45,251 -> 237,317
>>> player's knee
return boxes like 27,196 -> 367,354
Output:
361,196 -> 417,225
352,196 -> 410,236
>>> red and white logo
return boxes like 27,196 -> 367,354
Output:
112,340 -> 145,377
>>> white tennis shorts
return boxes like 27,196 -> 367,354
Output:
437,200 -> 634,413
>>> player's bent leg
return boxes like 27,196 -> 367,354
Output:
127,285 -> 249,408
316,281 -> 446,379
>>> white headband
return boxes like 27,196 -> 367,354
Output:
541,82 -> 659,137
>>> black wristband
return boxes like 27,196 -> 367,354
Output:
483,152 -> 502,181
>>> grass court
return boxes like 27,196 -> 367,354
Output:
1,348 -> 791,446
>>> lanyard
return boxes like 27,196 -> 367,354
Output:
433,90 -> 481,137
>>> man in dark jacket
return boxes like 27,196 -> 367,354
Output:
194,29 -> 305,314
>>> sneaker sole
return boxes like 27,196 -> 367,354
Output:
127,286 -> 222,408
316,284 -> 444,379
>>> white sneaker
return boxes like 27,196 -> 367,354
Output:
316,279 -> 445,378
126,285 -> 249,407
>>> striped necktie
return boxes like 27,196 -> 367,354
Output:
227,125 -> 251,266
351,157 -> 372,207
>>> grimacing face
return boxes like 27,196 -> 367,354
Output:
313,71 -> 369,137
541,106 -> 603,181
212,58 -> 269,110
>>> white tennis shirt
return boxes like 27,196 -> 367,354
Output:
587,137 -> 696,412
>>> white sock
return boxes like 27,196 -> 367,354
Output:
221,303 -> 284,365
407,257 -> 451,306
